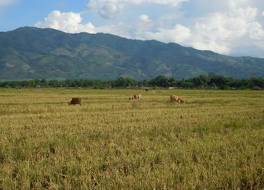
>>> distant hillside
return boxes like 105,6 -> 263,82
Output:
0,27 -> 264,80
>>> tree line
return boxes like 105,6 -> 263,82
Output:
0,75 -> 263,90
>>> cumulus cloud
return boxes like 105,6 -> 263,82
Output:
0,0 -> 15,7
35,11 -> 95,33
188,7 -> 259,54
87,0 -> 188,18
140,2 -> 264,55
139,14 -> 151,24
88,0 -> 123,18
248,22 -> 264,43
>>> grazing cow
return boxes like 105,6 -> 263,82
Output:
170,95 -> 178,102
69,98 -> 81,105
134,94 -> 142,100
170,95 -> 184,103
177,97 -> 185,103
129,94 -> 142,101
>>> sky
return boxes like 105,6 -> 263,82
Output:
0,0 -> 264,57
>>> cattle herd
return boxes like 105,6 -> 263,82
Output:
69,94 -> 184,105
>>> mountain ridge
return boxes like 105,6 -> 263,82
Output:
0,27 -> 264,80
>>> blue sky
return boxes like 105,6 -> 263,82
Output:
1,0 -> 264,57
0,0 -> 86,30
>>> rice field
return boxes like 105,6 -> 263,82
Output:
0,88 -> 263,189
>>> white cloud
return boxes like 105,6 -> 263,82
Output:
88,0 -> 123,18
139,14 -> 151,26
248,22 -> 264,41
87,0 -> 188,18
88,0 -> 188,7
140,4 -> 264,55
188,7 -> 258,54
0,0 -> 15,7
35,11 -> 95,34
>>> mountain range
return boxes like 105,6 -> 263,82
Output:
0,27 -> 264,80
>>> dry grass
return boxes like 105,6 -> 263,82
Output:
0,88 -> 263,189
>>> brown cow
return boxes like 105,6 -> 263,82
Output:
170,95 -> 178,102
69,98 -> 81,105
177,97 -> 185,103
170,95 -> 184,103
134,94 -> 142,100
129,94 -> 142,101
